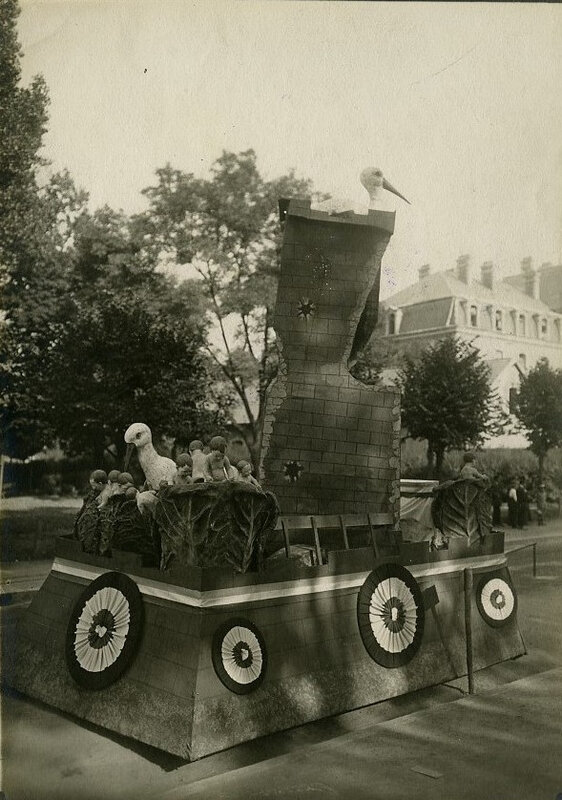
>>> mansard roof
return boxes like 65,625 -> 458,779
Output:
382,270 -> 555,316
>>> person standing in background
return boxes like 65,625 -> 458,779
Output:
536,484 -> 547,526
517,478 -> 529,529
508,480 -> 518,528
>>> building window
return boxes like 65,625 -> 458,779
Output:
518,314 -> 526,336
509,387 -> 518,414
555,320 -> 561,342
495,310 -> 502,331
470,305 -> 478,327
388,312 -> 396,335
518,353 -> 526,371
532,316 -> 539,338
541,318 -> 548,337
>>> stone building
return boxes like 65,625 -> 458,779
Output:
379,256 -> 562,447
504,259 -> 562,315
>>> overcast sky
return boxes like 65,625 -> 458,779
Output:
19,1 -> 562,298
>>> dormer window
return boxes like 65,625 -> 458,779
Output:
470,305 -> 478,327
518,314 -> 526,336
532,315 -> 539,337
541,318 -> 548,337
495,310 -> 502,331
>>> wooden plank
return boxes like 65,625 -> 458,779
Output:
365,512 -> 393,526
312,514 -> 341,528
341,513 -> 369,528
367,513 -> 380,559
310,516 -> 323,566
338,515 -> 350,550
271,512 -> 391,532
280,515 -> 314,530
281,520 -> 291,559
464,567 -> 474,694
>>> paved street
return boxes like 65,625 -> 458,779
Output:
1,520 -> 561,800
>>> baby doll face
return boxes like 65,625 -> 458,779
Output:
178,464 -> 191,477
90,477 -> 106,493
240,464 -> 252,477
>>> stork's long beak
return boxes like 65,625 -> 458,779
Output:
124,442 -> 135,472
383,178 -> 411,205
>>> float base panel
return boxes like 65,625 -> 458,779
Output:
6,560 -> 525,760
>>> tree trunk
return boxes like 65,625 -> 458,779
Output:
426,444 -> 435,473
434,448 -> 445,481
237,422 -> 262,474
538,453 -> 544,485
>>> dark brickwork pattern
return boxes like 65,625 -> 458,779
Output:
260,200 -> 401,519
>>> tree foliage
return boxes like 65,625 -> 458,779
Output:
514,358 -> 562,481
1,2 -> 231,461
134,150 -> 315,465
400,337 -> 505,478
46,289 -> 226,463
0,0 -> 79,456
2,200 -> 230,460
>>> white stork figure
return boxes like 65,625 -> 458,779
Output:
124,423 -> 177,490
310,167 -> 410,215
360,166 -> 410,209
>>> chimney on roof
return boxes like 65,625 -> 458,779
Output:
521,257 -> 533,274
521,257 -> 537,298
418,264 -> 430,281
456,254 -> 471,284
481,261 -> 494,290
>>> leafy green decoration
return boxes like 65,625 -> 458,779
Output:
432,478 -> 492,546
153,482 -> 279,572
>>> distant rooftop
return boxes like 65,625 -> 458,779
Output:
383,266 -> 556,316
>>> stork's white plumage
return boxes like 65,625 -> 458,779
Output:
310,167 -> 410,215
360,166 -> 410,209
124,423 -> 177,490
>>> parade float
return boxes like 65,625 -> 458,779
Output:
8,172 -> 525,760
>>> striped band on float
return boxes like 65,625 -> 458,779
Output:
52,553 -> 507,609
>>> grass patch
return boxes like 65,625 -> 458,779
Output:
1,507 -> 78,562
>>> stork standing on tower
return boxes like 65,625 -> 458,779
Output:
310,166 -> 410,215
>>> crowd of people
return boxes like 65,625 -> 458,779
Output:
504,477 -> 547,529
459,452 -> 550,530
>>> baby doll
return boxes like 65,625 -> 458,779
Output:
236,460 -> 261,488
174,452 -> 193,486
90,469 -> 108,495
189,440 -> 210,482
459,452 -> 488,482
97,469 -> 121,508
117,471 -> 136,498
206,436 -> 236,482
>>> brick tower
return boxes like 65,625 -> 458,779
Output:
260,199 -> 401,520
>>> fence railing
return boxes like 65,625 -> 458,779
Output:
505,541 -> 537,577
